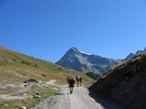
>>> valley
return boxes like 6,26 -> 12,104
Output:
0,46 -> 146,109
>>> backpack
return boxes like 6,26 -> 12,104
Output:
69,77 -> 75,84
76,76 -> 80,81
67,77 -> 70,82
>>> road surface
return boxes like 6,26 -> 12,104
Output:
33,81 -> 124,109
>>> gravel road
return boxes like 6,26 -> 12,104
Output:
33,84 -> 125,109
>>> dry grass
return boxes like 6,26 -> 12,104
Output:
0,47 -> 93,85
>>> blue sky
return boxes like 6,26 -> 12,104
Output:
0,0 -> 146,62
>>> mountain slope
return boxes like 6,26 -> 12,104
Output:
56,47 -> 121,74
0,46 -> 92,84
89,52 -> 146,109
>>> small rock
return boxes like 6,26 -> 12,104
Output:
4,104 -> 8,107
33,95 -> 41,98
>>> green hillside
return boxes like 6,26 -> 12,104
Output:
0,46 -> 93,109
0,46 -> 93,84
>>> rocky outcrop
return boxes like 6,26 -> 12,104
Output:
89,52 -> 146,109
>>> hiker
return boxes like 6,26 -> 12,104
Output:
68,76 -> 75,94
79,76 -> 82,86
76,75 -> 80,87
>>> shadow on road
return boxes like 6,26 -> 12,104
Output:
88,90 -> 126,109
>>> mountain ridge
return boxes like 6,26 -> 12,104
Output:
56,47 -> 121,74
56,46 -> 146,77
124,46 -> 146,61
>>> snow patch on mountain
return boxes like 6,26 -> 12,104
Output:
80,51 -> 92,55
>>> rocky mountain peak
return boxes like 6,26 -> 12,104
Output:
124,46 -> 146,61
67,47 -> 80,55
136,50 -> 143,55
56,47 -> 120,74
70,47 -> 79,52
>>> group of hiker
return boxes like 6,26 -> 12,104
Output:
67,75 -> 82,94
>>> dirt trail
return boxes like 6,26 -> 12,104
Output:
33,83 -> 124,109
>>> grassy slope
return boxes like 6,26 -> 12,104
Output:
0,46 -> 93,84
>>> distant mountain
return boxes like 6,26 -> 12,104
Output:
89,52 -> 146,109
56,47 -> 121,74
124,46 -> 146,61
